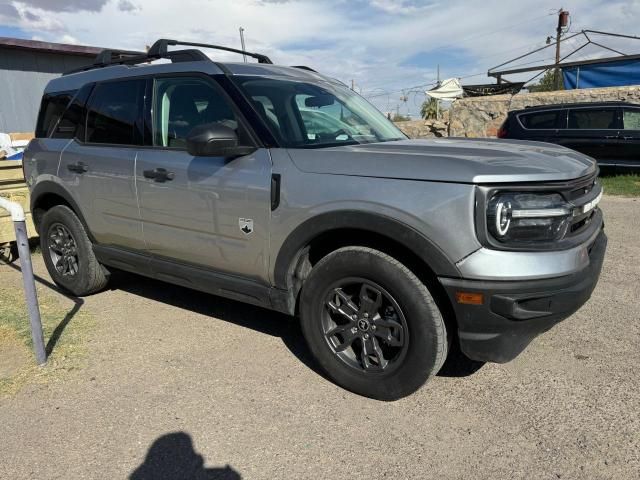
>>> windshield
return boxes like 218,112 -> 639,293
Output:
233,75 -> 406,148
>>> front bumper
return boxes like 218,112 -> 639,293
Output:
439,229 -> 607,363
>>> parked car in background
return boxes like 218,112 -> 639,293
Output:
498,101 -> 640,172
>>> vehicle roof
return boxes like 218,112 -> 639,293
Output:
45,58 -> 340,94
510,101 -> 640,114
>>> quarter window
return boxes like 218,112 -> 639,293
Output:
86,80 -> 145,145
568,109 -> 618,129
152,77 -> 238,148
623,109 -> 640,130
35,91 -> 75,138
519,111 -> 559,129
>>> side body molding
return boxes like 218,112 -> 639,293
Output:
272,210 -> 461,290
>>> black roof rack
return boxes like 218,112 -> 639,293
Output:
292,65 -> 317,72
63,38 -> 273,75
148,39 -> 273,64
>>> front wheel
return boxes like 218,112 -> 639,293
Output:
300,247 -> 448,400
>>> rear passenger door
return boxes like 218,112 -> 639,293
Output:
135,75 -> 272,283
517,109 -> 564,144
59,79 -> 146,251
617,107 -> 640,171
558,107 -> 621,166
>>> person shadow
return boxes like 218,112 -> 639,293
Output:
130,432 -> 241,480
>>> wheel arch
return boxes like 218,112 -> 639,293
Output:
272,211 -> 460,326
30,181 -> 94,241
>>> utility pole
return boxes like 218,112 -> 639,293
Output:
351,79 -> 355,90
436,63 -> 440,120
239,27 -> 247,63
555,9 -> 569,89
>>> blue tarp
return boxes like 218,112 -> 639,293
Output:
563,58 -> 640,89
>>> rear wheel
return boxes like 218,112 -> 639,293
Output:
39,205 -> 109,296
300,247 -> 447,400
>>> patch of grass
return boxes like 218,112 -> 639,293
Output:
600,175 -> 640,197
0,271 -> 94,396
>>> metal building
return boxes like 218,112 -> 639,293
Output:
0,37 -> 102,133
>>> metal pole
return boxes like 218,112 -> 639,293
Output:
436,64 -> 440,120
239,27 -> 247,63
0,197 -> 46,365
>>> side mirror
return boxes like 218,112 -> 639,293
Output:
186,123 -> 256,158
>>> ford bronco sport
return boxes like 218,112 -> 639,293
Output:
24,39 -> 607,400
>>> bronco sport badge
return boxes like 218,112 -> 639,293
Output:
239,218 -> 254,235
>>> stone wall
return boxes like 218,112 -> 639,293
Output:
448,85 -> 640,138
394,110 -> 449,138
394,119 -> 448,138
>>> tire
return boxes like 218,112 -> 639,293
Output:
39,205 -> 109,296
300,247 -> 448,401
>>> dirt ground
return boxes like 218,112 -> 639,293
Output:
1,196 -> 638,479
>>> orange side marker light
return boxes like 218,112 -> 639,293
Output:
455,292 -> 484,305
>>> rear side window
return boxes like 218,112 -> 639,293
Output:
568,109 -> 618,129
86,79 -> 145,145
623,109 -> 640,130
35,91 -> 75,138
518,111 -> 559,129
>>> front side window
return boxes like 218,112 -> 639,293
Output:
152,77 -> 238,148
234,76 -> 406,148
623,109 -> 640,130
86,79 -> 145,145
568,109 -> 618,129
518,111 -> 559,129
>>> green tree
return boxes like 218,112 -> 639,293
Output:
529,69 -> 564,92
420,98 -> 439,120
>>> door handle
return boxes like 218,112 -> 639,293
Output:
143,167 -> 175,182
67,162 -> 88,173
604,135 -> 618,139
622,136 -> 637,140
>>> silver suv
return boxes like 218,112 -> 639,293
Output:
24,40 -> 606,400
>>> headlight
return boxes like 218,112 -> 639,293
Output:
487,192 -> 572,243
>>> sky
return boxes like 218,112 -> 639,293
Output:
1,0 -> 639,117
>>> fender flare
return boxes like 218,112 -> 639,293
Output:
30,180 -> 94,241
273,210 -> 460,289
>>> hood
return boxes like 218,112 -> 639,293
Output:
286,138 -> 596,183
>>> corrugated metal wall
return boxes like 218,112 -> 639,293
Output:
0,49 -> 91,133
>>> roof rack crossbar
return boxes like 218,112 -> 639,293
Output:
63,38 -> 273,75
94,48 -> 146,65
148,38 -> 273,64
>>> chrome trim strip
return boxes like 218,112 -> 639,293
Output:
512,208 -> 570,218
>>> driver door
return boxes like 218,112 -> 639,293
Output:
135,75 -> 272,283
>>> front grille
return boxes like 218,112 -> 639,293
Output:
565,173 -> 601,238
567,175 -> 597,201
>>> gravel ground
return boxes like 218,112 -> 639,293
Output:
0,196 -> 638,479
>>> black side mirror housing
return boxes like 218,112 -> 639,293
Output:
186,123 -> 256,158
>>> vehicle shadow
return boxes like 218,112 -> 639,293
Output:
110,270 -> 326,379
2,260 -> 84,355
112,270 -> 484,380
437,340 -> 485,378
130,431 -> 241,480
